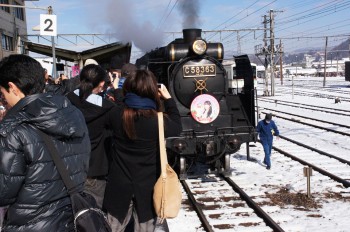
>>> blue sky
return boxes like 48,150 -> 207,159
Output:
25,0 -> 350,61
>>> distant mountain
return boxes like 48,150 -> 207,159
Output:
247,38 -> 350,65
331,38 -> 350,58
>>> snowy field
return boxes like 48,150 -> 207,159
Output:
167,76 -> 350,232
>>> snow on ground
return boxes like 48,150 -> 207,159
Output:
167,76 -> 350,232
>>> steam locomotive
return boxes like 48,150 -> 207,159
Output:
136,29 -> 257,179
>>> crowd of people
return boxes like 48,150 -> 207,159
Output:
0,54 -> 280,232
0,54 -> 182,232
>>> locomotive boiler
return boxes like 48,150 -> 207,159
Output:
136,28 -> 257,179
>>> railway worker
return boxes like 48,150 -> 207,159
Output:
256,113 -> 280,170
0,54 -> 91,231
103,70 -> 182,232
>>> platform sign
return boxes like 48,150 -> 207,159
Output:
40,14 -> 57,36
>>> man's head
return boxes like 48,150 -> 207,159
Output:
265,113 -> 272,123
44,68 -> 49,81
119,63 -> 137,88
121,63 -> 137,77
0,54 -> 45,106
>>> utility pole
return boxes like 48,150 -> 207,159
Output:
336,51 -> 339,76
323,36 -> 328,87
255,10 -> 283,96
263,15 -> 269,96
48,6 -> 57,79
279,39 -> 283,85
237,32 -> 241,55
270,10 -> 275,96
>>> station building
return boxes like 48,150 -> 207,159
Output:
0,0 -> 30,59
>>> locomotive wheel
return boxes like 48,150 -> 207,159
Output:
179,157 -> 187,180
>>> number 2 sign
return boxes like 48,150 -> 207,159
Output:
40,14 -> 57,36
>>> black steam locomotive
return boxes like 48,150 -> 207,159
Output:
136,29 -> 257,179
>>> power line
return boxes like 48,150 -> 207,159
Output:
207,0 -> 260,40
157,0 -> 172,29
159,0 -> 179,28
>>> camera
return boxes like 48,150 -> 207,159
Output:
157,83 -> 164,89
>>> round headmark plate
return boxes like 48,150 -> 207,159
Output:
190,94 -> 220,124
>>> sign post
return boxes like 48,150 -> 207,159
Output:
303,166 -> 313,198
40,7 -> 57,78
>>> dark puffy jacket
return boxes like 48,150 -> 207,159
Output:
0,93 -> 91,232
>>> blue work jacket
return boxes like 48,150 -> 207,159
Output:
256,119 -> 280,144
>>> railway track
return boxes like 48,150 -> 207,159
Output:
288,84 -> 350,96
272,136 -> 350,188
273,89 -> 350,102
180,175 -> 284,232
258,98 -> 350,116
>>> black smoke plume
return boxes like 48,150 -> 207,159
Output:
177,0 -> 201,28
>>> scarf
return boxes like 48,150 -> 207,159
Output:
124,93 -> 156,110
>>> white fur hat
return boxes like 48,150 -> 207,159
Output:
84,59 -> 98,66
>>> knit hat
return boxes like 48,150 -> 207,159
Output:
84,59 -> 98,66
265,113 -> 272,120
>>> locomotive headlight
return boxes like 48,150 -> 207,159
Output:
192,39 -> 207,55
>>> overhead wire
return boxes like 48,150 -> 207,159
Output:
207,0 -> 260,41
160,0 -> 179,29
221,0 -> 277,41
275,1 -> 349,49
234,0 -> 350,54
276,0 -> 344,24
157,0 -> 173,29
275,3 -> 350,35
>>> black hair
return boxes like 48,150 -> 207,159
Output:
122,70 -> 161,139
78,64 -> 107,101
121,63 -> 137,77
0,54 -> 45,95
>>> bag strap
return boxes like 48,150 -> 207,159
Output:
37,129 -> 78,194
157,112 -> 168,178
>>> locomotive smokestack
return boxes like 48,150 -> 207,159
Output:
183,28 -> 202,44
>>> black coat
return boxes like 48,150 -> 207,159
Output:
103,98 -> 182,223
66,92 -> 115,177
0,94 -> 91,232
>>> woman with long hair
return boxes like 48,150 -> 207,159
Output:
66,64 -> 115,208
103,70 -> 182,232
